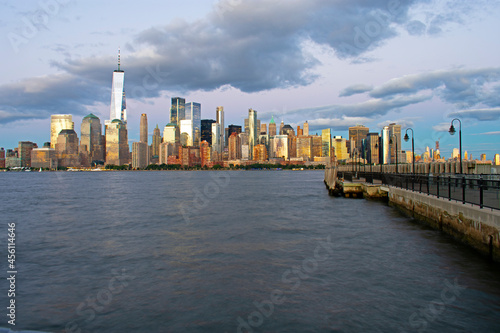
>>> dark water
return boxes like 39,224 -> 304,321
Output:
0,170 -> 499,333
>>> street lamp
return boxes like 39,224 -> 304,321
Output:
449,118 -> 462,174
389,134 -> 398,174
404,128 -> 415,174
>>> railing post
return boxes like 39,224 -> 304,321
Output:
462,176 -> 466,204
437,175 -> 440,198
479,176 -> 483,208
448,176 -> 451,201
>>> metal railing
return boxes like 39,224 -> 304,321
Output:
338,171 -> 500,210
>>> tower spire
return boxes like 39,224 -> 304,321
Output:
118,47 -> 121,71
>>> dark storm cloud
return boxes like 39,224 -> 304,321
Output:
369,68 -> 500,108
0,0 -> 491,123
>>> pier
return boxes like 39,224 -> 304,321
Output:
325,161 -> 500,261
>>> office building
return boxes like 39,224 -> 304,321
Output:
132,142 -> 149,169
228,132 -> 241,160
297,136 -> 312,160
31,148 -> 58,169
248,109 -> 258,159
140,113 -> 148,144
216,106 -> 224,150
0,148 -> 5,168
348,125 -> 369,157
105,119 -> 129,166
81,113 -> 104,163
18,141 -> 35,167
108,50 -> 127,125
269,116 -> 277,137
366,133 -> 380,164
50,114 -> 74,149
151,124 -> 161,159
201,119 -> 216,145
387,123 -> 401,164
253,144 -> 268,162
56,130 -> 80,167
332,136 -> 348,161
321,129 -> 332,157
303,121 -> 309,136
186,102 -> 201,146
170,97 -> 185,126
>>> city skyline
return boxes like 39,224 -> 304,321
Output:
1,1 -> 500,159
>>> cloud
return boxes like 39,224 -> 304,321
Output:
473,131 -> 500,135
339,84 -> 373,97
369,68 -> 500,109
432,122 -> 451,132
448,107 -> 500,121
0,0 -> 494,124
306,116 -> 373,131
377,119 -> 416,129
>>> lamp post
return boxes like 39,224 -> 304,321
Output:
449,118 -> 462,174
390,134 -> 398,174
404,128 -> 415,175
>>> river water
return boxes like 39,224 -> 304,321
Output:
0,170 -> 499,332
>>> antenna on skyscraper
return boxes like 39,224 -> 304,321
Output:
118,47 -> 121,71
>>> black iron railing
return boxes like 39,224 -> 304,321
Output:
338,171 -> 500,210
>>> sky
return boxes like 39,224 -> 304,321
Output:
1,0 -> 499,159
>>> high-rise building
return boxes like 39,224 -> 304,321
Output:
348,125 -> 369,157
228,132 -> 241,160
494,154 -> 500,166
321,129 -> 332,157
186,102 -> 201,146
163,123 -> 179,144
216,106 -> 224,150
303,121 -> 309,136
282,124 -> 295,137
105,119 -> 129,166
132,142 -> 149,169
81,113 -> 104,163
297,126 -> 303,136
228,125 -> 242,137
312,135 -> 322,158
151,125 -> 161,158
388,123 -> 401,164
56,130 -> 80,168
270,135 -> 288,160
211,123 -> 221,155
200,141 -> 211,167
18,141 -> 35,168
0,148 -> 5,168
140,113 -> 148,144
260,123 -> 267,135
269,116 -> 277,137
108,50 -> 127,125
50,114 -> 74,148
296,136 -> 312,160
180,119 -> 194,146
170,97 -> 185,126
201,119 -> 216,145
279,120 -> 285,135
31,148 -> 57,169
381,126 -> 390,164
366,133 -> 380,164
332,136 -> 348,161
253,144 -> 268,161
248,109 -> 258,159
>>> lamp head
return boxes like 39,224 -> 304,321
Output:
404,133 -> 409,142
449,124 -> 456,136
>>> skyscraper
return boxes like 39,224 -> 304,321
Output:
366,133 -> 380,164
105,119 -> 129,166
248,109 -> 258,159
228,132 -> 241,160
268,116 -> 277,137
81,113 -> 104,163
170,97 -> 185,126
18,141 -> 35,168
321,129 -> 332,157
381,126 -> 390,164
132,142 -> 148,169
108,50 -> 126,125
50,114 -> 74,148
140,113 -> 148,144
348,125 -> 369,158
56,130 -> 80,168
303,121 -> 309,136
216,106 -> 224,151
332,136 -> 348,160
211,123 -> 221,155
151,125 -> 161,158
186,102 -> 201,146
388,123 -> 401,164
201,119 -> 216,145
